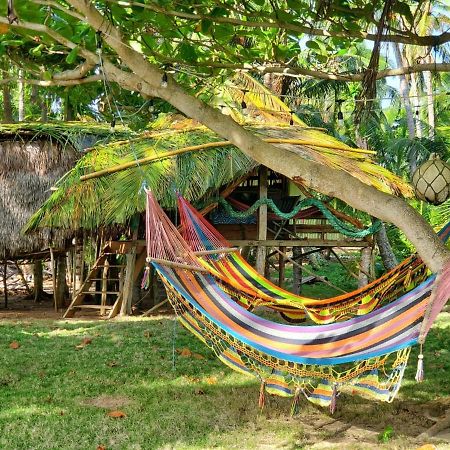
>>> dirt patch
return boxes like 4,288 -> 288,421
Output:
81,395 -> 134,409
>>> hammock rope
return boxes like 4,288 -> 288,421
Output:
217,197 -> 382,238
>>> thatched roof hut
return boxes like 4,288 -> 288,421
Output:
24,114 -> 412,234
0,122 -> 131,259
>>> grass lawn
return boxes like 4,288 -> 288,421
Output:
1,311 -> 450,449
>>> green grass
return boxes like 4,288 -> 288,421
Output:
1,313 -> 450,449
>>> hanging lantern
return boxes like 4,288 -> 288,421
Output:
411,154 -> 450,205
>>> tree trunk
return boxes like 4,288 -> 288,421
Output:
410,72 -> 422,142
55,255 -> 68,309
292,246 -> 302,295
375,224 -> 398,271
424,54 -> 435,139
358,247 -> 372,288
63,1 -> 450,277
18,69 -> 24,122
64,91 -> 74,121
393,43 -> 415,139
33,260 -> 44,303
120,249 -> 136,316
2,69 -> 13,123
255,166 -> 268,274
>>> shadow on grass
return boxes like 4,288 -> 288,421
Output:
0,315 -> 449,449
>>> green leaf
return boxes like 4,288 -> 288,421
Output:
178,43 -> 197,62
305,40 -> 320,50
65,46 -> 79,64
30,44 -> 44,57
42,70 -> 52,81
213,24 -> 235,40
393,2 -> 413,24
200,19 -> 212,34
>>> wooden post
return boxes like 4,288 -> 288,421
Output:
292,246 -> 303,294
3,260 -> 7,309
55,254 -> 68,310
255,166 -> 268,274
50,247 -> 57,311
100,259 -> 109,315
72,242 -> 77,299
33,260 -> 44,302
278,246 -> 286,287
120,246 -> 137,316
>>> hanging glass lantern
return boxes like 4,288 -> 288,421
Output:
411,154 -> 450,205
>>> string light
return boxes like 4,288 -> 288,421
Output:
161,72 -> 168,88
95,30 -> 102,55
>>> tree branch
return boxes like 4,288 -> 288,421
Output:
103,0 -> 450,46
28,0 -> 447,274
0,74 -> 102,86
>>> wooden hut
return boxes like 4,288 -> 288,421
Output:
0,122 -> 131,307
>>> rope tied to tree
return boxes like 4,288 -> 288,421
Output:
217,197 -> 382,238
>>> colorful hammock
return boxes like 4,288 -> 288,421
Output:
144,190 -> 448,411
177,195 -> 446,324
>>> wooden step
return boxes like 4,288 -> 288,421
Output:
90,278 -> 121,281
81,290 -> 120,295
97,264 -> 126,268
73,305 -> 113,310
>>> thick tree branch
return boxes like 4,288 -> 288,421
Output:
6,3 -> 450,273
62,0 -> 450,273
53,61 -> 96,80
103,0 -> 450,46
0,74 -> 101,86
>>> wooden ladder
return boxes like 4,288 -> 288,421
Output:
63,250 -> 126,319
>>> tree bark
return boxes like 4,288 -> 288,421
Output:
48,1 -> 450,277
358,247 -> 373,288
375,224 -> 398,271
33,260 -> 44,303
393,43 -> 415,139
424,54 -> 435,139
292,246 -> 302,295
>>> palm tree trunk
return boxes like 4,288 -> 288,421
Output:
424,54 -> 435,139
18,69 -> 24,122
393,43 -> 415,139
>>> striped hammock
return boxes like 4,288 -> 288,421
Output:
144,190 -> 448,412
177,195 -> 448,324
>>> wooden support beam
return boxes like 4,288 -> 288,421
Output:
278,246 -> 286,288
228,239 -> 369,247
255,166 -> 268,274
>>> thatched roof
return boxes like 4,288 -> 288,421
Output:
0,122 -> 132,258
24,113 -> 412,233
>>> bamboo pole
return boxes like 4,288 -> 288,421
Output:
80,138 -> 376,181
147,258 -> 208,272
193,248 -> 238,255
